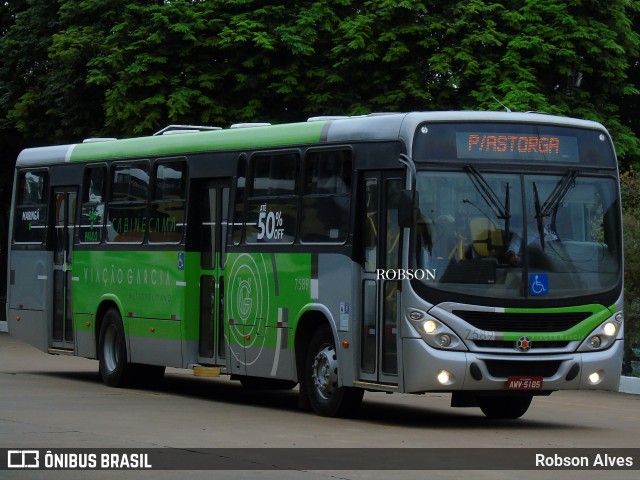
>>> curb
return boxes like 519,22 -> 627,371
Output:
619,375 -> 640,395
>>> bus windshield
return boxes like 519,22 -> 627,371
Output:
412,170 -> 621,300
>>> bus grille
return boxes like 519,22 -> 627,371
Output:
473,340 -> 570,349
484,360 -> 562,378
452,310 -> 590,332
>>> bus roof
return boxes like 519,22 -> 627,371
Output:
15,111 -> 609,167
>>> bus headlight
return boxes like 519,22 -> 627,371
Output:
577,314 -> 622,352
437,370 -> 454,385
406,309 -> 467,351
588,371 -> 603,385
589,336 -> 601,349
603,322 -> 617,337
423,320 -> 437,334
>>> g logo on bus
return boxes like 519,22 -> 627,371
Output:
237,279 -> 253,322
516,336 -> 532,352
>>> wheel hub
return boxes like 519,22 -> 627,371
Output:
311,345 -> 338,400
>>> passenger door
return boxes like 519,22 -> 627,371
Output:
51,187 -> 77,351
197,180 -> 230,366
359,171 -> 403,385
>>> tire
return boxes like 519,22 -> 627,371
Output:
98,308 -> 133,387
305,325 -> 363,417
477,395 -> 533,419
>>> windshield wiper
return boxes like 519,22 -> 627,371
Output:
532,169 -> 578,250
540,169 -> 577,218
464,166 -> 510,220
533,182 -> 546,250
464,165 -> 511,240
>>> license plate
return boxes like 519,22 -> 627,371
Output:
506,376 -> 544,390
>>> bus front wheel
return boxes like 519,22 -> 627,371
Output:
98,308 -> 132,387
305,325 -> 363,417
477,395 -> 533,419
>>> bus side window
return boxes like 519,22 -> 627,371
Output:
300,150 -> 352,243
79,166 -> 106,244
106,162 -> 150,244
363,179 -> 378,271
148,160 -> 186,244
245,152 -> 298,244
232,155 -> 247,245
13,170 -> 48,244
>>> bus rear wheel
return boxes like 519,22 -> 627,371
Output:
98,308 -> 133,387
305,325 -> 363,417
477,395 -> 533,419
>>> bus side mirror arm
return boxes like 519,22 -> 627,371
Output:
398,153 -> 418,228
398,189 -> 419,228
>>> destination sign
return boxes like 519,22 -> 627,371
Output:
456,132 -> 579,162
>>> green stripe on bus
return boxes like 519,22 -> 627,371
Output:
502,304 -> 612,342
69,122 -> 327,162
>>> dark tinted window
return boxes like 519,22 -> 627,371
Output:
300,150 -> 352,243
80,166 -> 106,244
246,153 -> 298,244
251,153 -> 297,197
13,170 -> 48,244
107,162 -> 149,243
149,160 -> 186,244
232,156 -> 247,244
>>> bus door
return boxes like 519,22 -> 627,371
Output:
52,187 -> 77,350
359,172 -> 402,385
198,180 -> 230,366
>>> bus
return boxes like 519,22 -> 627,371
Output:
5,111 -> 624,419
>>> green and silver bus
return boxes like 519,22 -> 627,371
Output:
6,112 -> 624,419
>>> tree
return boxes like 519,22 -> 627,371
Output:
1,0 -> 639,156
0,0 -> 124,144
620,168 -> 640,373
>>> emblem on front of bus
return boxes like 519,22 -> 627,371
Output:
515,336 -> 532,352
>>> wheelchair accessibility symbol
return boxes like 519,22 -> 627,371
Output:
529,274 -> 549,296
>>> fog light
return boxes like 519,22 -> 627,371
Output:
603,322 -> 617,337
588,372 -> 601,385
423,320 -> 437,335
437,370 -> 452,385
589,336 -> 602,348
439,334 -> 452,347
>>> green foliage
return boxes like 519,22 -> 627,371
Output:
0,0 -> 640,155
0,0 -> 123,143
621,168 -> 640,371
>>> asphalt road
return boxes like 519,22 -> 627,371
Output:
0,332 -> 639,480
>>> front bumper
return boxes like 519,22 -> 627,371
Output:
402,337 -> 623,393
